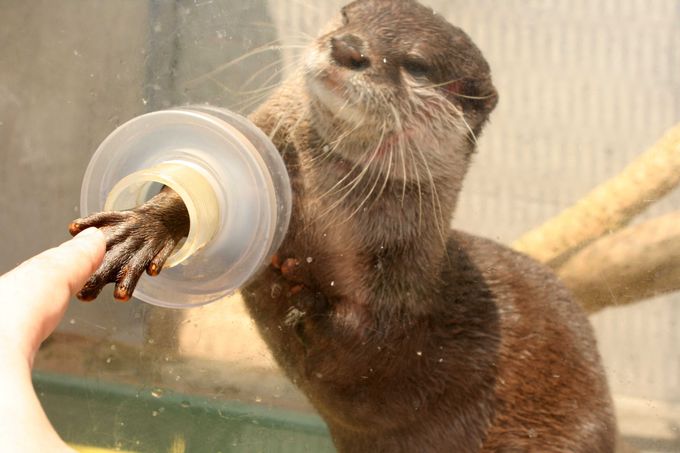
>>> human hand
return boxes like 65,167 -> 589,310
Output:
0,227 -> 105,365
0,228 -> 105,453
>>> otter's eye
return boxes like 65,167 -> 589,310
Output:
341,8 -> 349,25
403,57 -> 430,78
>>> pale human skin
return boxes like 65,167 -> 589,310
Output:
0,228 -> 105,453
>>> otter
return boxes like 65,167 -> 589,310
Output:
69,0 -> 616,451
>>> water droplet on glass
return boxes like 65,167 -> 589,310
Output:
151,388 -> 164,398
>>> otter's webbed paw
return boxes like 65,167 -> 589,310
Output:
271,255 -> 330,348
271,256 -> 310,296
68,187 -> 189,301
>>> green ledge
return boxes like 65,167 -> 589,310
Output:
33,371 -> 334,453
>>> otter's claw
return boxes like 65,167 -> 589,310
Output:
271,256 -> 315,296
69,187 -> 189,301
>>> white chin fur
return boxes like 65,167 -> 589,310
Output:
305,50 -> 366,126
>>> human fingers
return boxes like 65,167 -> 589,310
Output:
0,228 -> 105,359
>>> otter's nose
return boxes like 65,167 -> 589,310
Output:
330,35 -> 370,70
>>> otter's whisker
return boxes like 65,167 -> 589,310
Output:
345,128 -> 390,221
230,88 -> 278,114
306,96 -> 359,166
246,22 -> 315,42
458,115 -> 479,146
420,77 -> 496,101
313,121 -> 368,201
388,104 -> 408,203
239,57 -> 296,92
316,125 -> 386,221
186,42 -> 308,86
407,137 -> 423,232
205,75 -> 282,114
399,137 -> 408,204
232,66 -> 306,113
369,141 -> 393,208
413,142 -> 447,246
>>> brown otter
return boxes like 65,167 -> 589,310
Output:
69,0 -> 616,451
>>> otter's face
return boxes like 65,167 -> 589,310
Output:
305,0 -> 498,167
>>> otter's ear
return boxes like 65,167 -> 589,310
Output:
443,76 -> 498,115
478,77 -> 498,114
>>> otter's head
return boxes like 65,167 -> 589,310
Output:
304,0 -> 497,181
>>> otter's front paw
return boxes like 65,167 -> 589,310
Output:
271,255 -> 326,311
271,256 -> 310,296
68,188 -> 189,301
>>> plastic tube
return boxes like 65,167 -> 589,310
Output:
79,107 -> 291,308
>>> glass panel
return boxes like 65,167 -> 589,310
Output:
1,1 -> 678,452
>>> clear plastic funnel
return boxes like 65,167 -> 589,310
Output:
79,106 -> 291,308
